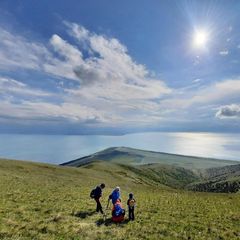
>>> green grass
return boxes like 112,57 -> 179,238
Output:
0,159 -> 240,239
188,164 -> 240,193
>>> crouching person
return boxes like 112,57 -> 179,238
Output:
112,199 -> 125,222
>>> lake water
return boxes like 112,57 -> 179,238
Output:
0,132 -> 240,164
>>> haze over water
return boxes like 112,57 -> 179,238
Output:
0,132 -> 239,164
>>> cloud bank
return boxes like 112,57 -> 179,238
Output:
0,22 -> 240,133
0,22 -> 171,128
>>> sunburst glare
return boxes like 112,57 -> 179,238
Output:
193,29 -> 209,48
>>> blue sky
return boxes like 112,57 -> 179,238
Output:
0,0 -> 240,134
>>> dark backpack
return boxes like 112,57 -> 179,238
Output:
90,188 -> 95,198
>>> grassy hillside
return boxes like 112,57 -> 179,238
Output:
188,164 -> 240,193
1,158 -> 240,240
62,147 -> 240,193
201,164 -> 240,179
118,163 -> 200,188
62,147 -> 239,171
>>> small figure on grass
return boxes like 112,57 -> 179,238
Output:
127,192 -> 136,221
90,183 -> 105,214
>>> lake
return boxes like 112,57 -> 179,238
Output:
0,132 -> 240,164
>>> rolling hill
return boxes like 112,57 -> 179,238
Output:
61,147 -> 239,170
62,147 -> 240,193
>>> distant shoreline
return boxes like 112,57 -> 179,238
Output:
0,132 -> 240,164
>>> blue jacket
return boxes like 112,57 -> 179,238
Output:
109,190 -> 120,204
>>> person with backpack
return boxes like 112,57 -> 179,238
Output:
127,192 -> 136,221
90,183 -> 105,214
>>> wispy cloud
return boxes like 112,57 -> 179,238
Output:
193,78 -> 201,83
0,100 -> 108,123
219,50 -> 229,56
161,79 -> 240,110
0,77 -> 51,97
0,27 -> 49,71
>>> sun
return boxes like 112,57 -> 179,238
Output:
193,29 -> 208,48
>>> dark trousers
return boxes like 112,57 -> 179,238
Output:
128,207 -> 135,220
95,198 -> 103,214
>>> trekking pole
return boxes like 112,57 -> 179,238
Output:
103,211 -> 107,220
103,199 -> 110,221
106,198 -> 110,210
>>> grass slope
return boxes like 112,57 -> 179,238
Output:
118,163 -> 200,189
62,147 -> 239,171
1,158 -> 240,240
188,164 -> 240,193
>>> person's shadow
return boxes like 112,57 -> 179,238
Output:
72,210 -> 96,219
96,217 -> 130,226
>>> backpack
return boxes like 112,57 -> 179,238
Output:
112,200 -> 125,217
90,188 -> 95,198
114,203 -> 123,217
112,200 -> 125,222
129,199 -> 135,208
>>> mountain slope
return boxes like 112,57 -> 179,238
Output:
187,164 -> 240,193
119,163 -> 200,188
201,164 -> 240,179
61,147 -> 239,170
61,147 -> 240,193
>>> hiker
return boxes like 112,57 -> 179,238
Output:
108,186 -> 121,205
127,192 -> 136,221
112,199 -> 125,222
90,183 -> 105,214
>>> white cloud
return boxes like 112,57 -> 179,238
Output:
219,50 -> 229,56
0,77 -> 51,97
0,26 -> 79,81
0,100 -> 108,123
0,23 -> 172,125
156,79 -> 240,123
0,27 -> 49,71
64,22 -> 171,101
190,79 -> 240,105
48,23 -> 172,123
50,34 -> 83,63
216,104 -> 240,119
193,78 -> 201,83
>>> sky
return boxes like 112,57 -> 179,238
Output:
0,0 -> 240,135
